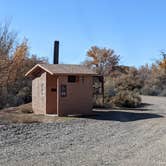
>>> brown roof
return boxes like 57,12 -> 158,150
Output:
25,64 -> 97,77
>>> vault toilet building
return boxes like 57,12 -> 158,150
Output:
26,41 -> 97,116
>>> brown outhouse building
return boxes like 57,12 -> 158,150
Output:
25,63 -> 97,116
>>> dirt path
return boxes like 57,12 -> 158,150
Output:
0,96 -> 166,166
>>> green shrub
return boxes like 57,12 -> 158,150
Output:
111,90 -> 141,108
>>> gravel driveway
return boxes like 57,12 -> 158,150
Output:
0,96 -> 166,166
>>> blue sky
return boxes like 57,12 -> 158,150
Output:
0,0 -> 166,67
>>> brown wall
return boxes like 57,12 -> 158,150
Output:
57,75 -> 93,116
32,73 -> 93,116
32,72 -> 47,114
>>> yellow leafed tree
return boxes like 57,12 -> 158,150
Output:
8,40 -> 28,83
159,51 -> 166,71
85,46 -> 120,76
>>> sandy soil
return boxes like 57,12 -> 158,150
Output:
0,96 -> 166,166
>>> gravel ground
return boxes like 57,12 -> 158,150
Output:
0,96 -> 166,166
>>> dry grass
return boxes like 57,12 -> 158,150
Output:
17,103 -> 33,113
0,103 -> 72,124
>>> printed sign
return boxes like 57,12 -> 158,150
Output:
61,85 -> 67,97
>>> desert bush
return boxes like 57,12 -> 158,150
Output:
100,67 -> 142,108
159,89 -> 166,96
115,67 -> 142,92
137,56 -> 166,96
111,91 -> 141,108
104,77 -> 116,96
93,96 -> 105,108
140,85 -> 160,96
93,51 -> 166,107
17,87 -> 31,104
18,103 -> 33,113
19,107 -> 33,114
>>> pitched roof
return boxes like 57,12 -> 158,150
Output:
25,64 -> 97,77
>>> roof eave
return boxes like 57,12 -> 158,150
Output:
52,73 -> 98,76
25,64 -> 54,77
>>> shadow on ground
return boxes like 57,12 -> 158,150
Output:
114,103 -> 154,111
77,110 -> 163,122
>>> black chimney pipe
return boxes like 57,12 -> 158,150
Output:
54,41 -> 59,64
